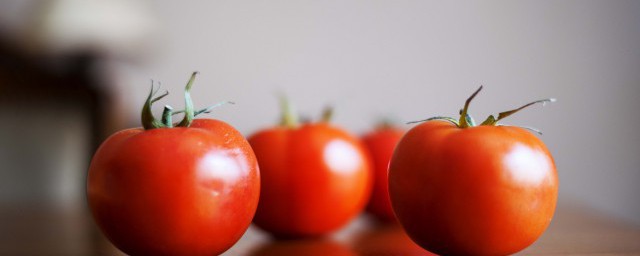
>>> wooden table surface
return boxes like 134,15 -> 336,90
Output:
2,202 -> 639,255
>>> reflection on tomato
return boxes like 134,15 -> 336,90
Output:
361,124 -> 404,222
351,221 -> 434,256
249,101 -> 371,238
388,87 -> 558,255
250,239 -> 355,256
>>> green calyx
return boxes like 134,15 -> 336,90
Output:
278,95 -> 334,128
279,95 -> 299,128
320,106 -> 334,123
141,72 -> 234,130
407,86 -> 556,134
375,117 -> 398,130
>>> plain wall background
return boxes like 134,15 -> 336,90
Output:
124,0 -> 640,224
2,1 -> 639,224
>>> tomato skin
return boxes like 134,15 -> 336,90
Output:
87,119 -> 260,256
388,121 -> 558,255
361,127 -> 404,222
249,123 -> 371,238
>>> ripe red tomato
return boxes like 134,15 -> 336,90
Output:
249,101 -> 371,238
87,73 -> 260,255
361,124 -> 404,222
389,87 -> 558,255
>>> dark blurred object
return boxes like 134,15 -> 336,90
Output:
0,39 -> 114,151
0,38 -> 119,255
0,1 -> 156,254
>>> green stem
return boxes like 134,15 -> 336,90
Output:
176,72 -> 198,127
141,81 -> 169,130
376,118 -> 395,130
171,101 -> 235,117
480,98 -> 556,126
140,72 -> 228,130
407,86 -> 555,135
459,109 -> 476,127
459,86 -> 483,128
407,116 -> 459,126
320,106 -> 333,123
279,95 -> 299,128
161,105 -> 173,127
195,101 -> 235,116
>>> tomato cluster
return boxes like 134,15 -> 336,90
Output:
87,74 -> 557,256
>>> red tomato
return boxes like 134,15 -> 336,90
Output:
361,125 -> 404,222
388,87 -> 558,255
87,73 -> 260,255
249,102 -> 371,238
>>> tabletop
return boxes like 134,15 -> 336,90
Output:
2,202 -> 639,255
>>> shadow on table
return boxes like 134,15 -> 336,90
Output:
349,220 -> 434,256
248,238 -> 356,256
247,216 -> 433,256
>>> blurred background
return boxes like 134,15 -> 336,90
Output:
0,0 -> 639,255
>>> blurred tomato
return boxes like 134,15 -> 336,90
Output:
249,101 -> 371,238
361,124 -> 404,222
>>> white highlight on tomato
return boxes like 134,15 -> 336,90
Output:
197,149 -> 247,193
324,139 -> 362,175
504,144 -> 552,185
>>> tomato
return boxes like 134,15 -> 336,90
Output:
388,86 -> 558,255
361,124 -> 404,222
87,73 -> 260,255
248,100 -> 371,238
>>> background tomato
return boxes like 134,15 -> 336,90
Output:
87,73 -> 260,255
361,124 -> 404,222
249,101 -> 371,238
388,87 -> 558,255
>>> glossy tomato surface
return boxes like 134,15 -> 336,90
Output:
87,119 -> 260,255
361,126 -> 404,222
249,123 -> 371,238
389,120 -> 558,255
